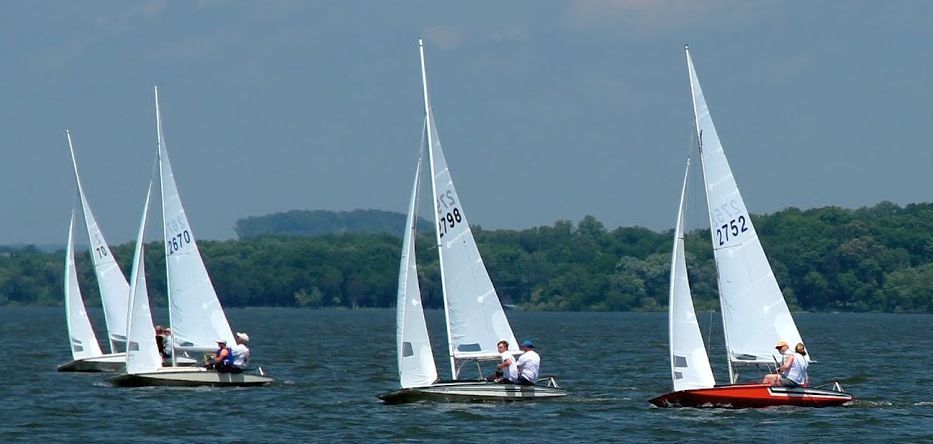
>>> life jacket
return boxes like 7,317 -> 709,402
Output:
216,346 -> 234,366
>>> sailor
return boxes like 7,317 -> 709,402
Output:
514,340 -> 540,385
762,340 -> 808,387
492,340 -> 518,383
209,339 -> 235,373
231,332 -> 251,373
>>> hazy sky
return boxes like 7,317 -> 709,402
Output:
2,1 -> 931,246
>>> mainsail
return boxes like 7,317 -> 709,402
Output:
124,183 -> 162,375
64,211 -> 104,360
397,144 -> 438,388
155,86 -> 234,351
67,131 -> 130,353
668,159 -> 715,391
686,46 -> 804,381
419,39 -> 518,378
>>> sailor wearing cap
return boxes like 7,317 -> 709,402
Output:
231,332 -> 251,373
515,340 -> 541,386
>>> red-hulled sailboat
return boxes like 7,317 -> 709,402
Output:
649,46 -> 853,409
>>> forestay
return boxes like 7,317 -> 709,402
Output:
668,160 -> 715,392
125,183 -> 163,375
420,40 -> 518,375
397,144 -> 438,388
68,131 -> 130,353
155,87 -> 235,351
686,47 -> 805,375
64,211 -> 104,360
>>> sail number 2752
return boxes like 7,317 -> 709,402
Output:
716,215 -> 748,246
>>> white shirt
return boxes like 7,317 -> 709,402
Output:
500,352 -> 518,382
516,350 -> 540,382
786,352 -> 808,385
232,343 -> 250,369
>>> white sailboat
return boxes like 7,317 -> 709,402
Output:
650,46 -> 852,408
378,39 -> 566,403
58,132 -> 130,372
111,88 -> 271,387
58,211 -> 126,372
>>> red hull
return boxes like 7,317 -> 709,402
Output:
650,383 -> 853,408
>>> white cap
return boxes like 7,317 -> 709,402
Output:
236,332 -> 250,342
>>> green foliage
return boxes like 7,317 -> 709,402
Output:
2,202 -> 931,312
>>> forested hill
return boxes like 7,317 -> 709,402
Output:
2,202 -> 930,313
234,209 -> 432,238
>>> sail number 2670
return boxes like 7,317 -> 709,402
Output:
716,216 -> 748,246
167,230 -> 192,255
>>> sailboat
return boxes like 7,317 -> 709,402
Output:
58,132 -> 196,372
58,210 -> 125,372
649,46 -> 853,408
378,39 -> 566,404
110,87 -> 272,387
57,132 -> 131,372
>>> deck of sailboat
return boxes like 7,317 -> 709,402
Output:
650,383 -> 854,408
378,379 -> 567,404
110,367 -> 273,387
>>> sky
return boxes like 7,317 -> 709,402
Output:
2,1 -> 931,246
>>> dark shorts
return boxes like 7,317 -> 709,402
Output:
516,376 -> 536,386
779,377 -> 801,388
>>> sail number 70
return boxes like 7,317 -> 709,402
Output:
167,230 -> 192,255
716,215 -> 748,246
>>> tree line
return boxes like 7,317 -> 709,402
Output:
1,202 -> 930,313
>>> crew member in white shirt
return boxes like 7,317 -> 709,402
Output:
515,340 -> 540,386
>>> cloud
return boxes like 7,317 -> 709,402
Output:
565,0 -> 733,32
422,25 -> 463,50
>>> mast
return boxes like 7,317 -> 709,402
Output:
419,38 -> 457,379
685,44 -> 736,383
154,85 -> 176,368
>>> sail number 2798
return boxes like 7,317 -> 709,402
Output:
438,208 -> 462,238
716,215 -> 748,246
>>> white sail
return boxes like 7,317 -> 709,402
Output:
125,183 -> 162,375
668,159 -> 715,391
64,211 -> 104,360
67,131 -> 130,353
397,145 -> 438,388
685,46 -> 805,379
155,86 -> 234,351
419,39 -> 518,378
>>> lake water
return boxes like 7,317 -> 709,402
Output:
1,308 -> 930,441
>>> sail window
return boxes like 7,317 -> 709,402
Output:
457,343 -> 482,352
674,355 -> 688,368
402,342 -> 414,357
674,371 -> 683,380
128,341 -> 140,351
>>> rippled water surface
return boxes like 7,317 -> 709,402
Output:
1,308 -> 930,441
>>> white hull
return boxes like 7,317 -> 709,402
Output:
58,353 -> 202,372
110,367 -> 273,387
58,353 -> 126,372
378,380 -> 568,404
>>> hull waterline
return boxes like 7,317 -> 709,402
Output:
57,353 -> 126,372
378,380 -> 567,404
650,383 -> 854,408
110,368 -> 273,387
